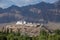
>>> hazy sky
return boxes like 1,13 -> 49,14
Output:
0,0 -> 58,8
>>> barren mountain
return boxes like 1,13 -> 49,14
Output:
0,1 -> 60,23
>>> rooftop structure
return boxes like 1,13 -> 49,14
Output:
16,21 -> 26,25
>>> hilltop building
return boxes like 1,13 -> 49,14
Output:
16,21 -> 26,25
1,20 -> 50,37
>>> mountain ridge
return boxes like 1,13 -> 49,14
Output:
0,2 -> 60,23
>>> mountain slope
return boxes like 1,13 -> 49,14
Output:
0,2 -> 60,23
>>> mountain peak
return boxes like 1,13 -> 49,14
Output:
6,5 -> 20,10
36,1 -> 48,6
11,5 -> 18,7
0,8 -> 3,10
8,5 -> 19,8
54,0 -> 60,5
40,1 -> 46,4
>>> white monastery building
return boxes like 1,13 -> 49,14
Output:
16,21 -> 26,25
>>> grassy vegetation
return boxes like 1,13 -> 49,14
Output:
0,29 -> 60,40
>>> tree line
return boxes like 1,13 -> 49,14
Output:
0,29 -> 60,40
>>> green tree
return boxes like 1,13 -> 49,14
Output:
48,34 -> 56,40
39,30 -> 48,40
54,29 -> 60,35
0,35 -> 7,40
7,33 -> 14,40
